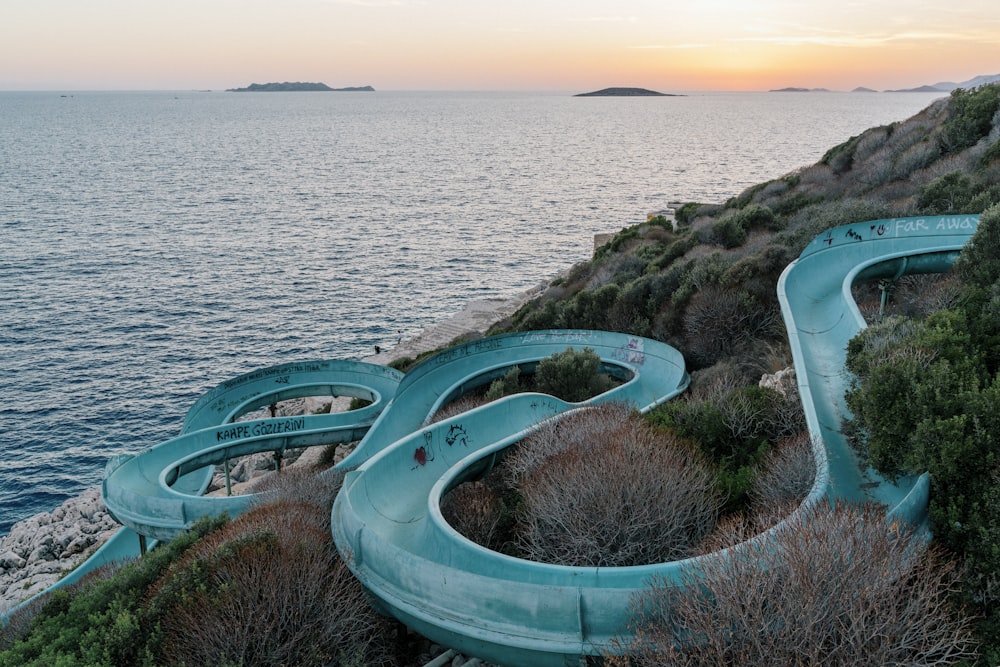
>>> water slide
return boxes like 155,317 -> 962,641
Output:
331,215 -> 979,665
3,215 -> 980,665
2,359 -> 404,615
777,214 -> 979,524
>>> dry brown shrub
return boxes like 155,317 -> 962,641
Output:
440,480 -> 506,551
893,273 -> 963,319
153,497 -> 397,667
249,466 -> 343,528
627,503 -> 977,667
432,393 -> 490,423
682,286 -> 780,367
514,411 -> 719,567
503,403 -> 634,486
693,500 -> 802,554
749,432 -> 815,510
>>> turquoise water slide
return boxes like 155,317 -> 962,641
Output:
778,214 -> 978,525
1,360 -> 404,616
101,359 -> 403,541
331,216 -> 979,665
3,215 -> 980,665
331,331 -> 690,666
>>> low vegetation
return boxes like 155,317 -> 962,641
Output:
0,470 -> 398,667
623,503 -> 977,666
844,203 -> 1000,664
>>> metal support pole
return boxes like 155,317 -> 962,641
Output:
138,534 -> 147,556
877,279 -> 895,320
224,458 -> 232,496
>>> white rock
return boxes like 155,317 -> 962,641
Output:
0,551 -> 25,570
759,367 -> 797,397
0,485 -> 122,609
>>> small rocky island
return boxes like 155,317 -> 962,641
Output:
574,87 -> 678,97
227,82 -> 374,92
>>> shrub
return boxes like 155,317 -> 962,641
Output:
942,84 -> 1000,153
749,432 -> 815,510
248,466 -> 343,527
432,393 -> 489,422
674,202 -> 701,225
648,383 -> 804,513
821,133 -> 863,174
152,499 -> 397,667
483,365 -> 524,402
439,480 -> 507,552
0,516 -> 225,667
514,411 -> 719,566
735,203 -> 781,232
954,202 -> 1000,288
710,214 -> 747,248
625,503 -> 976,667
916,170 -> 975,213
681,286 -> 780,367
533,346 -> 613,402
503,403 -> 634,485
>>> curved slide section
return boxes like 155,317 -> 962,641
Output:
102,359 -> 403,540
332,330 -> 691,667
777,214 -> 978,524
1,359 -> 403,621
335,216 -> 979,665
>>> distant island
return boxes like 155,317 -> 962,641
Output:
227,82 -> 375,92
884,84 -> 950,93
574,87 -> 679,97
768,72 -> 1000,94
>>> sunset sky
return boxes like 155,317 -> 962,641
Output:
3,0 -> 999,91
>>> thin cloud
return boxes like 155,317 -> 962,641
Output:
320,0 -> 426,6
730,19 -> 995,47
568,16 -> 639,23
628,43 -> 710,50
732,31 -> 991,47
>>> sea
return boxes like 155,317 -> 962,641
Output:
0,89 -> 945,536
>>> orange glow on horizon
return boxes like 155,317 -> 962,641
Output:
1,1 -> 998,91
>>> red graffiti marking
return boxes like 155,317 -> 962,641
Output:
414,446 -> 428,466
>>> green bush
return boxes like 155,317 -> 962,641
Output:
711,214 -> 747,248
484,365 -> 523,401
0,516 -> 225,667
942,84 -> 1000,153
533,347 -> 613,402
821,133 -> 863,174
954,202 -> 1000,289
844,220 -> 1000,661
647,384 -> 803,512
674,202 -> 701,225
916,171 -> 975,214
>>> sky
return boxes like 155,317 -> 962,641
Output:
2,0 -> 999,92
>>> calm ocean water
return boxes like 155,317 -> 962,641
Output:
0,89 -> 943,535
